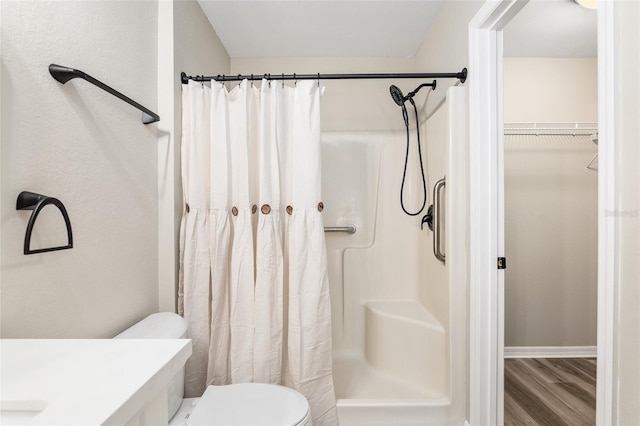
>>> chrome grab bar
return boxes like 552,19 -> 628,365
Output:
433,177 -> 446,263
324,225 -> 356,235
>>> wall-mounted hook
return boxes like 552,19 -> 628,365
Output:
16,191 -> 73,255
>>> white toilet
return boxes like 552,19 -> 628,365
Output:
115,312 -> 312,426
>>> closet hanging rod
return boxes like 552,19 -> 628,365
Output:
49,64 -> 160,124
180,68 -> 467,85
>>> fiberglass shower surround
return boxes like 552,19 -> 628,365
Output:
322,86 -> 468,425
179,68 -> 467,426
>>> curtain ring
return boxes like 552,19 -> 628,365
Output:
238,74 -> 242,87
281,73 -> 285,88
251,74 -> 254,87
268,73 -> 271,87
294,73 -> 297,87
317,72 -> 320,87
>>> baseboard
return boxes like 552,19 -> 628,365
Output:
504,346 -> 597,358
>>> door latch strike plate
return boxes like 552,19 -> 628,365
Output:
497,257 -> 506,270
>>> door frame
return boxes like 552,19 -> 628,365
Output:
468,1 -> 617,425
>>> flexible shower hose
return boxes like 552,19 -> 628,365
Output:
399,98 -> 427,216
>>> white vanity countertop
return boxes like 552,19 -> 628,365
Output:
0,338 -> 192,425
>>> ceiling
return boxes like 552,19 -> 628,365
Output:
198,0 -> 597,59
197,1 -> 444,58
504,0 -> 597,57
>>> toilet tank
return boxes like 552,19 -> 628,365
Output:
114,312 -> 188,421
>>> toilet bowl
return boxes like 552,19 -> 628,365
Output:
115,313 -> 312,426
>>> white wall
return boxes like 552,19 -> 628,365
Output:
157,0 -> 230,312
611,2 -> 640,423
503,58 -> 598,348
504,58 -> 598,122
414,1 -> 482,117
1,1 -> 159,337
504,135 -> 597,347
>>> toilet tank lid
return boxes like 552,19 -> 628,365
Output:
114,312 -> 187,339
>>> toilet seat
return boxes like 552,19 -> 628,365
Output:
186,383 -> 311,426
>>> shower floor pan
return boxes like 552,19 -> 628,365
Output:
333,300 -> 452,425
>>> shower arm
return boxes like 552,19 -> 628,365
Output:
405,80 -> 437,99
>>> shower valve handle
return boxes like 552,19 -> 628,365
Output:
421,205 -> 434,231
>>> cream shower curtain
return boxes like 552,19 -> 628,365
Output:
178,79 -> 337,424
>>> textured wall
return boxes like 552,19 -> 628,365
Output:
503,58 -> 598,347
1,1 -> 159,337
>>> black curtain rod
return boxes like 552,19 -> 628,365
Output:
181,68 -> 467,85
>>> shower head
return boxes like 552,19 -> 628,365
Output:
390,80 -> 437,107
389,85 -> 406,106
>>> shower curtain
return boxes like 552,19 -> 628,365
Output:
178,79 -> 337,424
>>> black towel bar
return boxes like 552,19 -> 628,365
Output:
49,64 -> 160,124
16,191 -> 73,255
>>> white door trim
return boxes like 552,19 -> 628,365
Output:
595,1 -> 617,424
468,2 -> 528,425
468,1 -> 616,425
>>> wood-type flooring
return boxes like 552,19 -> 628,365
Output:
504,358 -> 596,425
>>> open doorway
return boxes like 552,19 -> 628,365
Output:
501,2 -> 598,424
469,1 -> 636,425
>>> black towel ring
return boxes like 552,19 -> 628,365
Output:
16,191 -> 73,255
